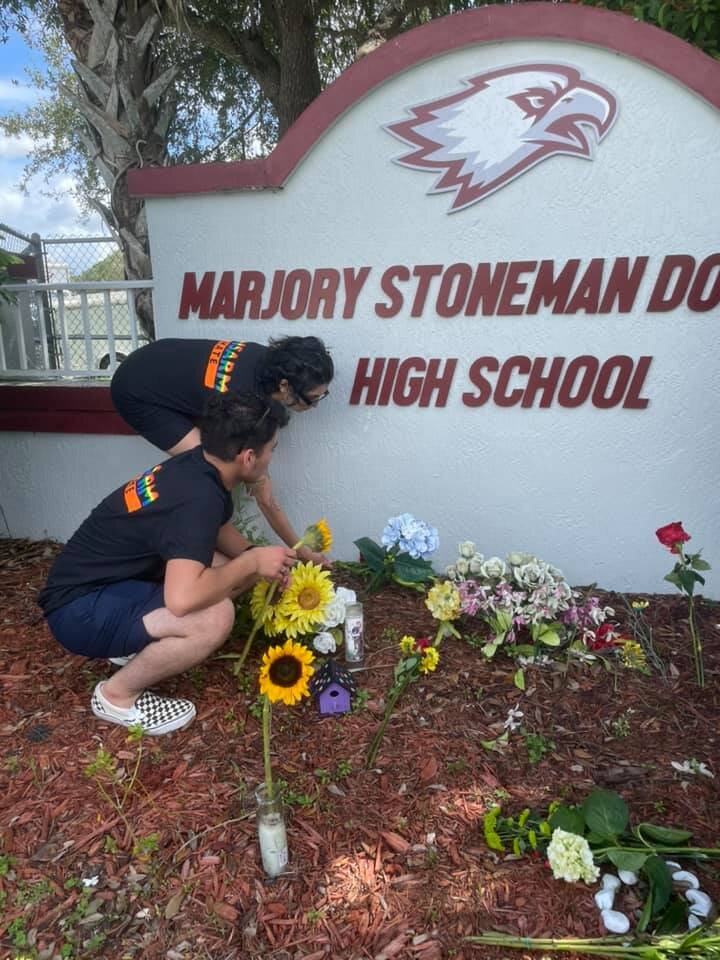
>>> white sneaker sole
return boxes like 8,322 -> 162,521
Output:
91,684 -> 196,736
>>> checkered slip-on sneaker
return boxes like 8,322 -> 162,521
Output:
91,682 -> 196,736
108,654 -> 136,666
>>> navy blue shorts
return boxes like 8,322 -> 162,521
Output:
46,580 -> 165,659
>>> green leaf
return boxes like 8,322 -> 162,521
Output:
634,822 -> 693,845
393,555 -> 434,583
642,855 -> 673,914
664,571 -> 682,589
581,789 -> 629,839
353,537 -> 386,572
653,898 -> 689,935
677,568 -> 699,595
481,642 -> 499,658
690,556 -> 711,571
607,848 -> 648,873
637,889 -> 654,933
513,668 -> 525,691
548,805 -> 585,836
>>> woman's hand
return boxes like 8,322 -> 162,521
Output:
297,545 -> 331,568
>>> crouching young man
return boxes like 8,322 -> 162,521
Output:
38,392 -> 297,736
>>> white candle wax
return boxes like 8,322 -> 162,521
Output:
258,814 -> 288,877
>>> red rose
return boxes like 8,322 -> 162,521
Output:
656,522 -> 691,554
415,637 -> 432,651
588,622 -> 620,650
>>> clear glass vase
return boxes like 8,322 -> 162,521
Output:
255,783 -> 288,878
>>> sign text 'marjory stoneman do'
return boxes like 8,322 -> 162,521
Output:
129,3 -> 720,592
177,253 -> 718,409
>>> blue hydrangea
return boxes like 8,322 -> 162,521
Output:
381,513 -> 439,559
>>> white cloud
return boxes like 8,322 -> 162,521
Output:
0,78 -> 38,105
0,166 -> 105,239
0,132 -> 37,158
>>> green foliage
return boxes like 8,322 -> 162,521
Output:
72,249 -> 124,282
0,249 -> 22,304
523,731 -> 556,766
353,536 -> 435,593
579,0 -> 720,58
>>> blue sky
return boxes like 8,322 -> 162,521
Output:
1,27 -> 105,241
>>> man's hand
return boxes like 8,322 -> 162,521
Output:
297,545 -> 331,568
253,545 -> 297,582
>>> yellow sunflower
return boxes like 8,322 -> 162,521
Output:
250,579 -> 283,636
275,562 -> 335,638
259,638 -> 314,706
298,519 -> 333,553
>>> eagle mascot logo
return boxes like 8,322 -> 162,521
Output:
385,63 -> 618,212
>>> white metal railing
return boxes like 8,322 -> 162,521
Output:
0,280 -> 153,378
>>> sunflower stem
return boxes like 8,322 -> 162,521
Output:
262,695 -> 273,798
366,676 -> 410,768
234,581 -> 280,674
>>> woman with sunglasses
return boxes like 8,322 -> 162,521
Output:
110,335 -> 333,564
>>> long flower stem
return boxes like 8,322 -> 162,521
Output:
234,581 -> 279,674
233,536 -> 307,674
593,843 -> 720,859
465,929 -> 720,957
366,678 -> 409,767
262,695 -> 273,798
688,595 -> 704,687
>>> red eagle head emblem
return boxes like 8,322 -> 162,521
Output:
385,63 -> 618,212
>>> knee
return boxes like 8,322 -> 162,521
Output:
199,598 -> 235,648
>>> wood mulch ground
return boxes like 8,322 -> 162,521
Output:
1,538 -> 719,960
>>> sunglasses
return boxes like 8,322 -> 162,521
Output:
297,388 -> 330,407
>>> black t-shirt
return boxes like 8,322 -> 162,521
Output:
110,339 -> 269,417
38,446 -> 233,615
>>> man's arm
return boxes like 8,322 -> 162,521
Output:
216,520 -> 252,558
163,545 -> 295,617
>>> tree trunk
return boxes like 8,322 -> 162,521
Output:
56,0 -> 178,337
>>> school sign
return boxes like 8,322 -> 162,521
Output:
130,4 -> 720,595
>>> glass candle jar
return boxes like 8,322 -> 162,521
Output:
344,601 -> 364,666
255,783 -> 288,878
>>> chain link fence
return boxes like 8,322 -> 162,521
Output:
1,225 -> 151,376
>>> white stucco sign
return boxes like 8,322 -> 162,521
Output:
131,4 -> 720,596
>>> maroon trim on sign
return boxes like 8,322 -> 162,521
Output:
0,385 -> 134,435
128,3 -> 720,198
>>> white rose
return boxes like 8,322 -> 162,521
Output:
507,551 -> 535,567
313,632 -> 337,655
445,564 -> 458,580
335,587 -> 357,605
322,594 -> 346,628
480,556 -> 507,580
468,554 -> 484,575
458,540 -> 476,559
456,558 -> 470,576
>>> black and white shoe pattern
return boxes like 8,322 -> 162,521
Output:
91,683 -> 196,736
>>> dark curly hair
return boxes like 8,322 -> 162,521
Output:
200,391 -> 289,461
256,336 -> 334,397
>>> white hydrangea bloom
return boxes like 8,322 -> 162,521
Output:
546,829 -> 599,884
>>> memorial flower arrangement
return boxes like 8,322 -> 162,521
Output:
656,522 -> 711,687
481,787 -> 720,944
354,513 -> 438,592
447,543 -> 618,669
230,520 -> 335,672
366,634 -> 441,767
